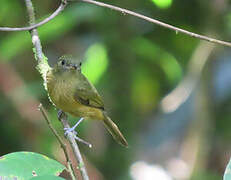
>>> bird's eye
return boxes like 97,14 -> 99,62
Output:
61,60 -> 65,65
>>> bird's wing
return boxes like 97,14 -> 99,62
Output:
74,73 -> 104,110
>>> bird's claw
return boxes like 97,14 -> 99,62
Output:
73,134 -> 92,148
62,117 -> 91,148
64,127 -> 78,136
64,127 -> 92,148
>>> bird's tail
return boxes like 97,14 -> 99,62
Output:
102,113 -> 128,147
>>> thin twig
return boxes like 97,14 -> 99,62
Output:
38,104 -> 76,180
1,0 -> 231,47
24,0 -> 89,179
59,112 -> 90,180
78,0 -> 231,48
0,0 -> 67,32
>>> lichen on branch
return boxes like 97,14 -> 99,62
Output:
33,48 -> 51,90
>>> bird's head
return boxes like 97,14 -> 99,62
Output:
53,55 -> 82,75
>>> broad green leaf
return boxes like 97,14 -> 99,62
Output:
30,175 -> 65,180
224,158 -> 231,180
0,151 -> 65,180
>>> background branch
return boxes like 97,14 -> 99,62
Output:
24,0 -> 89,179
1,0 -> 231,48
161,41 -> 215,113
78,0 -> 231,47
0,0 -> 67,32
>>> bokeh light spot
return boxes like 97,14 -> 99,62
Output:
82,43 -> 108,84
151,0 -> 172,9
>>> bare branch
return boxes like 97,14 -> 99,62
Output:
25,0 -> 43,61
0,1 -> 67,32
78,0 -> 231,47
38,104 -> 76,180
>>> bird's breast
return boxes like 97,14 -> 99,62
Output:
46,71 -> 103,119
46,72 -> 77,112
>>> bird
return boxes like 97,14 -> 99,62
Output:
46,56 -> 128,147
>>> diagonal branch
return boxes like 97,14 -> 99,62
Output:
78,0 -> 231,47
0,0 -> 67,32
38,104 -> 76,180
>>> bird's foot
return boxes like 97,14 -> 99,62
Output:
73,134 -> 92,148
64,129 -> 92,148
64,117 -> 84,136
64,126 -> 78,136
64,117 -> 92,148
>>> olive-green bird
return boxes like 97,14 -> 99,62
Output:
46,56 -> 128,147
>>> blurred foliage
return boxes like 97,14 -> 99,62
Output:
1,0 -> 231,180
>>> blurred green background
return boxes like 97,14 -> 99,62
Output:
1,0 -> 231,179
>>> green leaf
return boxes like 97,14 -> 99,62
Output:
0,151 -> 65,180
30,175 -> 65,180
224,158 -> 231,180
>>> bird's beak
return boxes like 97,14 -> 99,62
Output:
69,64 -> 77,70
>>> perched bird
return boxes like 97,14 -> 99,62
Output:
46,56 -> 128,147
